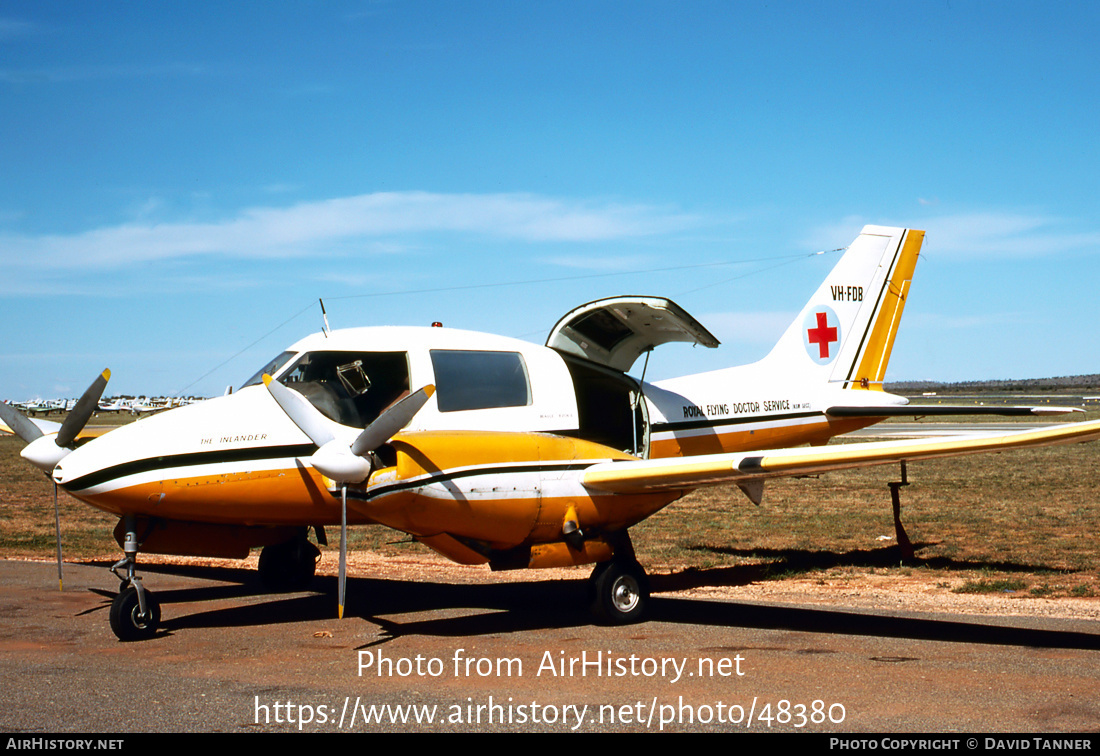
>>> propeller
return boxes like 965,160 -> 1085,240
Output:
263,376 -> 435,618
12,369 -> 111,472
0,369 -> 112,591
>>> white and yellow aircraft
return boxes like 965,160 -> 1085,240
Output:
4,225 -> 1099,641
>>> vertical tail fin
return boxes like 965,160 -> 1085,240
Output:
760,226 -> 923,390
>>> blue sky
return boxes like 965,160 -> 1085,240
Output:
2,1 -> 1099,399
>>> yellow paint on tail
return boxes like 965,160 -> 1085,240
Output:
850,229 -> 924,389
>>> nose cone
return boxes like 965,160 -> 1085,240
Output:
50,444 -> 90,487
50,420 -> 144,490
52,387 -> 304,493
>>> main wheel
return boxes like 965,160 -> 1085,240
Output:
109,587 -> 161,642
589,560 -> 649,625
258,539 -> 319,591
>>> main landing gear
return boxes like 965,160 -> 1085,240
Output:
889,461 -> 915,562
108,516 -> 160,642
588,532 -> 650,625
258,532 -> 320,592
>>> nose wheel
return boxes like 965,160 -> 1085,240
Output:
109,585 -> 161,642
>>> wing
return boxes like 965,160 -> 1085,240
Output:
583,418 -> 1100,494
827,404 -> 1082,418
0,414 -> 108,440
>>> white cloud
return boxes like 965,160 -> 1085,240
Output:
803,212 -> 1100,260
903,311 -> 1036,330
698,311 -> 796,345
0,191 -> 700,272
921,213 -> 1100,258
799,216 -> 871,251
542,254 -> 660,271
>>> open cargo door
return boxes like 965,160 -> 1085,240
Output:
546,297 -> 719,372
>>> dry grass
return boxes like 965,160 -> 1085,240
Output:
630,427 -> 1100,598
0,436 -> 121,555
2,411 -> 1099,600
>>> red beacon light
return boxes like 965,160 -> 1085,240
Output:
431,321 -> 443,328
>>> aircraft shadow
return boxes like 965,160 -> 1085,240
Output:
80,558 -> 258,586
159,574 -> 594,637
646,597 -> 1100,651
88,564 -> 1100,651
676,543 -> 1076,584
80,559 -> 263,606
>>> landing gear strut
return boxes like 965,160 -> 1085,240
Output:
588,532 -> 650,625
108,515 -> 160,642
889,461 -> 915,562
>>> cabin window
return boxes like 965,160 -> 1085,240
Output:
430,350 -> 530,412
569,309 -> 635,353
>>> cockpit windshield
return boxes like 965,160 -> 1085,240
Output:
240,351 -> 297,390
272,350 -> 410,429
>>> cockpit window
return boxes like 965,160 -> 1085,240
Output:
430,350 -> 530,412
240,351 -> 297,390
275,351 -> 410,428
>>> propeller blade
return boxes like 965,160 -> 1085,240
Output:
262,375 -> 336,447
350,385 -> 435,456
338,485 -> 347,620
0,402 -> 45,444
56,369 -> 110,448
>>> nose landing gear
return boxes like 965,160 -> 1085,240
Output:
108,516 -> 160,641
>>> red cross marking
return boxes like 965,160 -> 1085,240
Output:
807,311 -> 838,359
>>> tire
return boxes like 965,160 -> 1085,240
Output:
589,560 -> 649,625
258,539 -> 319,592
109,587 -> 160,642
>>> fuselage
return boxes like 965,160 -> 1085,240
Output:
52,324 -> 902,531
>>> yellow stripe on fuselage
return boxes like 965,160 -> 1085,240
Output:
71,464 -> 344,525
